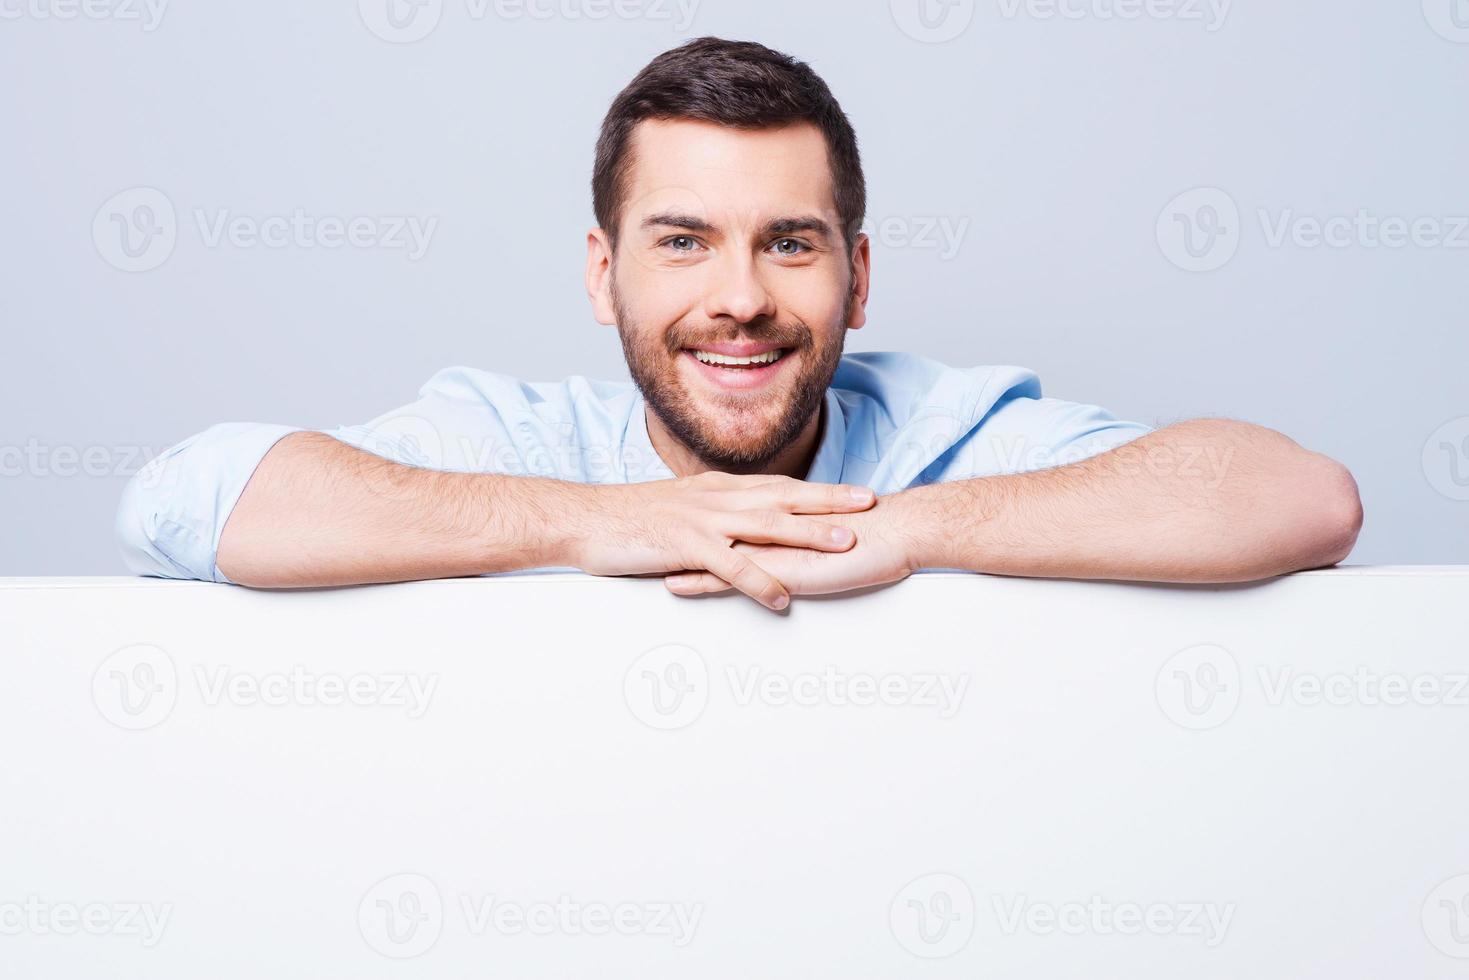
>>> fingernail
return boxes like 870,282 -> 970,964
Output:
829,526 -> 854,545
849,487 -> 874,503
772,595 -> 790,610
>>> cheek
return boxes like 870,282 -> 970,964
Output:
769,268 -> 851,331
615,265 -> 696,332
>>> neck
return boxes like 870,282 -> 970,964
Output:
644,401 -> 825,480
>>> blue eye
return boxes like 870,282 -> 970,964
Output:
771,238 -> 809,256
663,236 -> 699,252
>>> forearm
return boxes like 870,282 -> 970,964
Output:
217,431 -> 588,588
903,419 -> 1364,583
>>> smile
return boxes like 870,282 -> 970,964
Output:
690,348 -> 789,367
680,346 -> 794,391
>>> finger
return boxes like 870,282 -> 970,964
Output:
703,545 -> 789,611
739,478 -> 877,515
665,571 -> 733,595
731,511 -> 856,552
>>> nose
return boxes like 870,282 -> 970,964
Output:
700,252 -> 777,325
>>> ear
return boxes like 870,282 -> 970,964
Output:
844,232 -> 871,331
586,227 -> 617,325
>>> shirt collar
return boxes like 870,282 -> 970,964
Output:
803,388 -> 847,485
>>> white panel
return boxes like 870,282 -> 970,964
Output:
2,568 -> 1467,977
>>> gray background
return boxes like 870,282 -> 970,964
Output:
1,0 -> 1465,575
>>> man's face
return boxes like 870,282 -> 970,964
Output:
588,118 -> 869,472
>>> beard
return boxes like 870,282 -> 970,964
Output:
611,277 -> 847,473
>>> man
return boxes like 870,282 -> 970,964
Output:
116,37 -> 1363,611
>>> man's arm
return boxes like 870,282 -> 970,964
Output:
211,431 -> 878,609
664,419 -> 1364,595
915,418 -> 1362,582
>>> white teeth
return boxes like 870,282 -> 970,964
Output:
691,349 -> 786,366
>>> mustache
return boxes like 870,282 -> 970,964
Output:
665,318 -> 812,354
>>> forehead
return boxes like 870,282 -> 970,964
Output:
621,118 -> 837,229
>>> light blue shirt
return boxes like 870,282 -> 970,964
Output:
115,351 -> 1153,583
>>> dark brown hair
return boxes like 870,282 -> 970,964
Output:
592,37 -> 866,251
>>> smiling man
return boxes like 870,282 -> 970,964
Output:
116,37 -> 1363,610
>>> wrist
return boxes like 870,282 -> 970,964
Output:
879,486 -> 942,573
888,481 -> 985,572
541,479 -> 610,569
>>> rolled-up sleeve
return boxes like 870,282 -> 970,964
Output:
115,423 -> 302,582
924,392 -> 1155,484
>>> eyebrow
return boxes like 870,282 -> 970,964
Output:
640,211 -> 836,240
